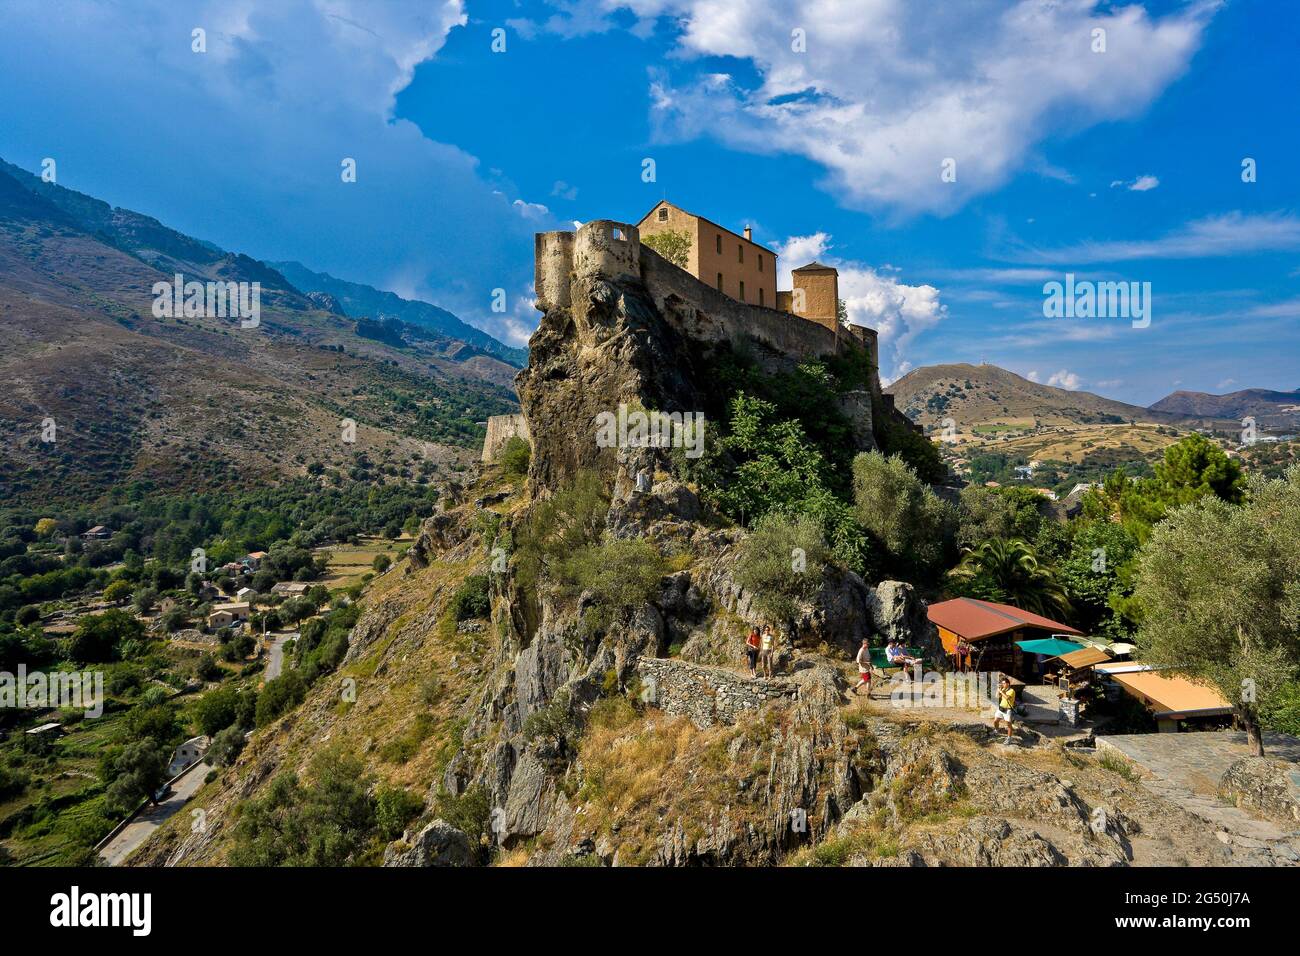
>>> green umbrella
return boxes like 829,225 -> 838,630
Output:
1015,637 -> 1085,658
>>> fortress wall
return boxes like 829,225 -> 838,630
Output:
535,219 -> 880,377
481,413 -> 530,462
534,231 -> 575,312
640,244 -> 844,362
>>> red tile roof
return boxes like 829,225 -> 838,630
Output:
927,597 -> 1081,642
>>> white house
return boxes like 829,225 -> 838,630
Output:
167,735 -> 210,777
236,587 -> 256,602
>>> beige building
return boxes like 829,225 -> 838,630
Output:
637,201 -> 778,309
777,261 -> 841,335
636,201 -> 842,337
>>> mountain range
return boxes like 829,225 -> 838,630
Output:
887,363 -> 1293,433
0,158 -> 522,505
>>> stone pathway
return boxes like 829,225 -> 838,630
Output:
1097,731 -> 1300,865
1019,684 -> 1060,725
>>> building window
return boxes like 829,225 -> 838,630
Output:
738,244 -> 744,264
739,281 -> 745,301
657,207 -> 668,222
717,272 -> 723,291
716,234 -> 722,254
758,254 -> 764,272
759,288 -> 765,307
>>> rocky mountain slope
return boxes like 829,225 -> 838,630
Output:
127,222 -> 1282,869
271,259 -> 527,369
887,363 -> 1180,430
1151,386 -> 1300,432
0,159 -> 519,504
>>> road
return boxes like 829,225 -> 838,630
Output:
264,631 -> 296,681
98,762 -> 211,866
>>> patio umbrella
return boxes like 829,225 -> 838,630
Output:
1015,637 -> 1086,658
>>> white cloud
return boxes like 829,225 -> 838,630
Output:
1047,369 -> 1083,390
1016,212 -> 1300,263
0,0 -> 555,348
1111,174 -> 1160,191
1026,370 -> 1041,383
617,0 -> 1216,215
776,232 -> 946,380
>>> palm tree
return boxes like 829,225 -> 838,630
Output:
948,538 -> 1072,619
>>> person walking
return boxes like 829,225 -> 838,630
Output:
992,676 -> 1017,742
745,625 -> 761,679
853,639 -> 872,697
759,624 -> 776,678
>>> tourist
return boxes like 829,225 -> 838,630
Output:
886,639 -> 920,670
853,639 -> 872,697
760,624 -> 776,677
992,676 -> 1017,742
745,626 -> 761,679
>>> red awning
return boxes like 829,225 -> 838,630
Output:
928,597 -> 1081,643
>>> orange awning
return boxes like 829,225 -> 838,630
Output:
1058,647 -> 1110,668
1106,670 -> 1232,718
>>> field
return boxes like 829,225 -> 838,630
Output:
317,536 -> 411,590
959,423 -> 1180,463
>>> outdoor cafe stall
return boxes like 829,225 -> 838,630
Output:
927,597 -> 1084,682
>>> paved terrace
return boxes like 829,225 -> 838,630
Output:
1098,731 -> 1300,864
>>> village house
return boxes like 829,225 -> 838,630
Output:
206,601 -> 250,630
270,581 -> 310,597
243,551 -> 268,571
236,586 -> 256,602
80,525 -> 110,540
636,200 -> 843,336
167,735 -> 210,777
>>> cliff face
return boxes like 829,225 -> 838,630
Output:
518,218 -> 879,490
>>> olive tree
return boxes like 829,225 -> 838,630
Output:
1132,466 -> 1300,755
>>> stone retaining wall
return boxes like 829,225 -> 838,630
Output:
636,656 -> 800,728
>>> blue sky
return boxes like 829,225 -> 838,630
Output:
1,0 -> 1296,404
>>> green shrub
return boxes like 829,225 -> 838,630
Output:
733,512 -> 830,623
450,574 -> 491,621
375,786 -> 424,841
497,436 -> 531,478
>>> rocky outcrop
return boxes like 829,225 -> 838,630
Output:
1219,757 -> 1300,825
867,580 -> 941,660
383,820 -> 475,867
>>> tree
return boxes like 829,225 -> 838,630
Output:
133,587 -> 159,614
498,435 -> 530,478
852,451 -> 953,578
67,609 -> 143,663
1058,522 -> 1140,638
372,553 -> 392,573
956,486 -> 1050,549
947,538 -> 1071,619
103,579 -> 133,605
1131,466 -> 1300,756
641,228 -> 692,268
193,685 -> 241,737
104,739 -> 169,816
34,518 -> 58,538
160,607 -> 189,633
733,512 -> 831,624
208,724 -> 247,767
